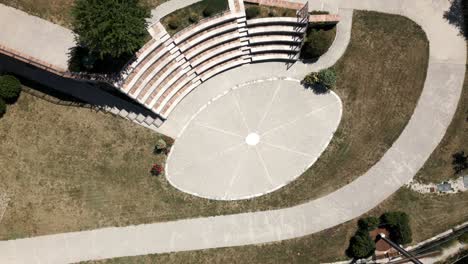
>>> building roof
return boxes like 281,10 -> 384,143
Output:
437,182 -> 453,192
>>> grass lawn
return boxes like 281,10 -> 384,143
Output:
0,92 -> 168,239
0,0 -> 168,27
244,3 -> 296,19
160,0 -> 229,35
0,10 -> 430,240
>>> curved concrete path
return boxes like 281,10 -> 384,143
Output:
0,1 -> 466,263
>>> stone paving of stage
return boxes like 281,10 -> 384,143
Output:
167,79 -> 342,200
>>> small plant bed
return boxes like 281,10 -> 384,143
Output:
301,23 -> 337,61
161,0 -> 229,35
244,3 -> 296,19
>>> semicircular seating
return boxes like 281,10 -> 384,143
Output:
117,0 -> 314,120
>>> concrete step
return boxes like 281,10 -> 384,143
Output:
119,109 -> 129,118
136,113 -> 146,123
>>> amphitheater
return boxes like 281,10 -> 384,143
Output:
112,0 -> 346,200
0,0 -> 466,263
115,0 -> 335,122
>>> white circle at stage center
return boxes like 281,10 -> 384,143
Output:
245,133 -> 260,146
166,79 -> 343,201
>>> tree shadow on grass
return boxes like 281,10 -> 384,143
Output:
443,0 -> 468,40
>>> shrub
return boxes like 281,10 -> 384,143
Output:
150,164 -> 164,176
71,0 -> 150,59
246,6 -> 260,19
283,9 -> 296,17
301,68 -> 336,94
301,72 -> 319,87
0,98 -> 6,118
452,151 -> 467,174
268,9 -> 278,17
358,217 -> 380,231
154,139 -> 168,154
203,5 -> 216,17
301,25 -> 336,60
380,212 -> 412,245
346,230 -> 376,259
0,75 -> 21,103
318,68 -> 337,88
189,12 -> 200,23
168,18 -> 180,30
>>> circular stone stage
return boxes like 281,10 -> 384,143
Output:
166,79 -> 342,200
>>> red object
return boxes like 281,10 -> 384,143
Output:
151,164 -> 164,176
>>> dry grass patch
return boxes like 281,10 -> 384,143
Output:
0,92 -> 167,239
0,0 -> 168,27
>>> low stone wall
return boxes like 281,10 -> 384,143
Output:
244,0 -> 304,10
310,14 -> 341,23
0,44 -> 67,76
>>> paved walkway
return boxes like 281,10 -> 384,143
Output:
166,79 -> 342,200
0,4 -> 74,70
0,0 -> 466,263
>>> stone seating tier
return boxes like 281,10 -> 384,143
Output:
120,10 -> 314,120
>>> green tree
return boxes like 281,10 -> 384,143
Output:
452,151 -> 468,174
346,230 -> 376,259
380,211 -> 412,245
71,0 -> 150,59
0,75 -> 21,103
358,217 -> 380,231
0,98 -> 6,118
301,24 -> 336,59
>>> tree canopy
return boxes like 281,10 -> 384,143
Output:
0,75 -> 21,103
346,230 -> 376,259
71,0 -> 150,59
358,217 -> 380,231
380,211 -> 412,245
